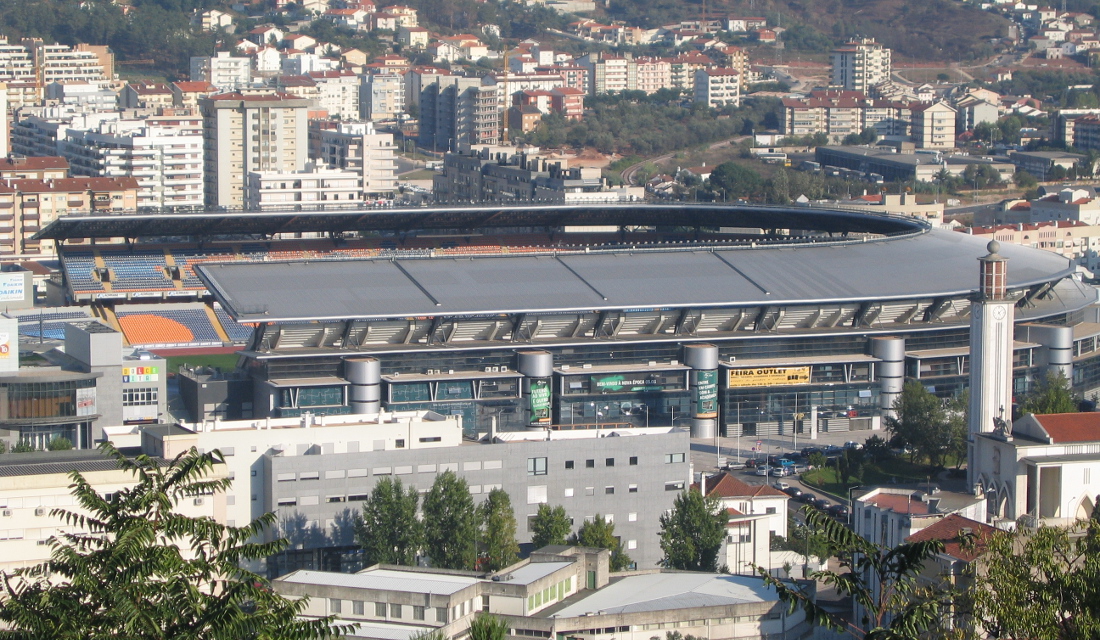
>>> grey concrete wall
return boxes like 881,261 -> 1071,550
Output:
267,429 -> 691,569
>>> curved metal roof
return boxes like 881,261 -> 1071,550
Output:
198,228 -> 1080,324
34,203 -> 926,241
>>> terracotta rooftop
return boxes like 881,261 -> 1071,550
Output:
864,493 -> 930,515
905,514 -> 996,561
1034,412 -> 1100,443
0,157 -> 69,172
172,81 -> 217,93
7,177 -> 140,193
694,471 -> 786,499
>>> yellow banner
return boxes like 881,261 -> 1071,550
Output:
727,366 -> 810,388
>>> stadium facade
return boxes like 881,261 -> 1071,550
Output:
36,204 -> 1100,440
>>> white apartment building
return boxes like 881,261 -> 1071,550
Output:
314,121 -> 397,197
200,91 -> 310,209
34,42 -> 109,86
832,38 -> 891,94
308,70 -> 360,120
576,53 -> 635,95
360,72 -> 405,120
190,52 -> 252,91
44,81 -> 118,109
635,57 -> 671,95
910,101 -> 957,149
697,471 -> 788,576
693,68 -> 740,108
0,37 -> 35,83
63,115 -> 205,209
245,163 -> 364,210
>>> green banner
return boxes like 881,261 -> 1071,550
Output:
590,374 -> 664,392
529,378 -> 551,423
693,369 -> 718,419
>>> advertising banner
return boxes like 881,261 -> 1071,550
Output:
0,273 -> 24,302
123,366 -> 160,383
727,366 -> 811,388
590,374 -> 664,392
76,387 -> 97,416
529,378 -> 551,424
692,369 -> 718,418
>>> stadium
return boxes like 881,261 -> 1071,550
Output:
32,203 -> 1100,439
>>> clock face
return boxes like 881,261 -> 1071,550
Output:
993,305 -> 1007,320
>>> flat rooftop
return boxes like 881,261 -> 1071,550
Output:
279,568 -> 480,596
548,572 -> 776,617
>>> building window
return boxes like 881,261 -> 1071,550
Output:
330,599 -> 342,614
605,458 -> 615,467
665,481 -> 685,491
629,456 -> 638,465
376,602 -> 387,617
628,484 -> 638,493
565,460 -> 575,469
605,486 -> 615,495
765,507 -> 777,515
353,601 -> 364,615
665,453 -> 686,464
395,439 -> 405,449
528,457 -> 548,476
390,603 -> 402,618
437,607 -> 448,623
585,459 -> 595,468
585,487 -> 595,496
414,606 -> 425,621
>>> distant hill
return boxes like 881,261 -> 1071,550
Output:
605,0 -> 1012,62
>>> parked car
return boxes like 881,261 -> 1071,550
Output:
770,466 -> 791,477
755,465 -> 771,477
745,458 -> 759,468
797,493 -> 817,503
801,447 -> 822,458
725,460 -> 747,470
772,481 -> 791,491
810,497 -> 830,510
781,486 -> 804,499
828,504 -> 850,519
844,440 -> 864,450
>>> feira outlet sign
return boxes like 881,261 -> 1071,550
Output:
529,378 -> 551,423
692,369 -> 718,418
727,366 -> 811,388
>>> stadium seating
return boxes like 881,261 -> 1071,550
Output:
117,308 -> 222,346
11,310 -> 92,340
214,306 -> 254,343
61,252 -> 103,293
100,252 -> 174,291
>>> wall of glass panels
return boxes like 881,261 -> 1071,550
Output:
0,379 -> 95,420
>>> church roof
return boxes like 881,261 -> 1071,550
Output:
1032,412 -> 1100,443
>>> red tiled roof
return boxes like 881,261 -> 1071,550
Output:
1034,412 -> 1100,443
865,493 -> 930,515
905,514 -> 996,561
172,81 -> 217,93
10,177 -> 140,193
695,471 -> 787,499
0,157 -> 69,172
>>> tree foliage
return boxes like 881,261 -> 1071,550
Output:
422,470 -> 477,570
356,477 -> 422,566
972,515 -> 1100,639
658,489 -> 727,572
468,614 -> 510,640
570,516 -> 632,572
479,488 -> 519,571
1019,371 -> 1078,416
0,443 -> 342,640
884,381 -> 959,468
757,507 -> 947,639
530,504 -> 571,550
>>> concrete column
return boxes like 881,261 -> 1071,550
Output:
1018,323 -> 1073,380
345,357 -> 381,414
517,350 -> 553,428
684,343 -> 719,439
871,336 -> 905,418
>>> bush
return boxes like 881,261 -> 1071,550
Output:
47,437 -> 73,451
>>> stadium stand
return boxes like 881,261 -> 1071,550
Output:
99,251 -> 174,291
116,306 -> 223,347
213,305 -> 254,343
7,308 -> 93,340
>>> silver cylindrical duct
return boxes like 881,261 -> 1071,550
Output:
690,417 -> 715,439
684,343 -> 719,370
517,350 -> 553,378
871,336 -> 905,416
345,356 -> 381,414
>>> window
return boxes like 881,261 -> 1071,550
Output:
395,439 -> 405,449
665,453 -> 686,464
665,481 -> 685,491
585,487 -> 595,496
605,486 -> 615,495
585,459 -> 595,468
390,603 -> 402,618
564,488 -> 574,497
414,606 -> 425,621
528,457 -> 548,476
629,456 -> 638,465
565,460 -> 575,469
376,602 -> 387,617
330,599 -> 342,614
437,607 -> 448,623
605,458 -> 615,467
628,484 -> 638,493
353,601 -> 364,615
765,507 -> 777,515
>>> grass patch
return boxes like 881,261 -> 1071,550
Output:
399,169 -> 436,180
802,458 -> 936,499
163,353 -> 240,373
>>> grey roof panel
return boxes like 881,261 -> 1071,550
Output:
198,230 -> 1078,323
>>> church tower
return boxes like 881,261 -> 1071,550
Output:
968,240 -> 1015,490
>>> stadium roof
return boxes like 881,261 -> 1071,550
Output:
197,229 -> 1077,323
34,203 -> 926,241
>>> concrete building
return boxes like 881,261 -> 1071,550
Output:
199,91 -> 310,209
910,102 -> 957,149
309,70 -> 361,120
313,121 -> 397,198
190,52 -> 252,91
1009,150 -> 1087,180
171,81 -> 218,109
1027,187 -> 1100,225
120,81 -> 175,110
833,192 -> 946,228
61,114 -> 205,210
245,163 -> 364,210
634,57 -> 671,95
418,77 -> 499,152
832,38 -> 892,94
576,53 -> 636,95
693,68 -> 740,109
697,471 -> 788,576
361,72 -> 405,121
966,219 -> 1100,273
782,91 -> 912,142
272,549 -> 811,640
0,156 -> 69,180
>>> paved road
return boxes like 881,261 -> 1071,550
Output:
619,135 -> 752,186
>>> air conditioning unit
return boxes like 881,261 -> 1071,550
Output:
34,508 -> 45,517
485,366 -> 492,372
1,509 -> 11,517
491,366 -> 500,372
193,498 -> 204,506
500,366 -> 508,372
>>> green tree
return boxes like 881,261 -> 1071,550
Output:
885,381 -> 951,467
356,477 -> 422,566
757,507 -> 947,638
0,443 -> 341,639
468,614 -> 510,640
530,504 -> 571,549
1019,371 -> 1078,416
945,391 -> 969,470
423,470 -> 477,570
479,488 -> 519,571
658,489 -> 727,572
708,162 -> 763,200
570,516 -> 632,571
46,437 -> 73,451
972,515 -> 1100,639
1014,170 -> 1038,189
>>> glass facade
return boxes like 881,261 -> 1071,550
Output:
0,379 -> 95,421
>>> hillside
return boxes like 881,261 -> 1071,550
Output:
605,0 -> 1011,62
